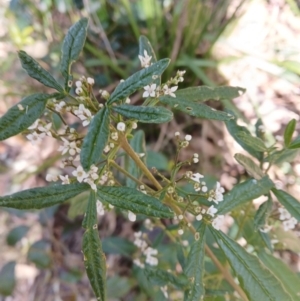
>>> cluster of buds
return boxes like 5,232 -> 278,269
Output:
279,208 -> 298,231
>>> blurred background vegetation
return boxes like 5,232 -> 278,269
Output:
0,0 -> 300,300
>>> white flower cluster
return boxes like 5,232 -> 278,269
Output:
189,172 -> 208,193
133,231 -> 159,268
279,208 -> 298,231
26,119 -> 52,145
208,182 -> 225,204
138,50 -> 152,68
74,104 -> 93,127
142,83 -> 178,99
72,164 -> 99,191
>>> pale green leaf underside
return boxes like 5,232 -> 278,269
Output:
234,153 -> 265,179
289,136 -> 300,149
258,251 -> 300,301
284,119 -> 296,147
18,51 -> 64,93
0,183 -> 89,209
184,223 -> 206,301
97,186 -> 174,218
80,108 -> 110,170
82,192 -> 106,301
159,95 -> 232,121
236,132 -> 267,152
0,93 -> 52,141
107,58 -> 170,105
211,228 -> 293,301
175,86 -> 245,102
217,176 -> 274,214
112,104 -> 173,123
272,188 -> 300,221
60,18 -> 88,89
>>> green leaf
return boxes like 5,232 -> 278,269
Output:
258,251 -> 300,301
217,176 -> 274,214
146,150 -> 169,171
225,111 -> 262,159
97,186 -> 174,218
80,108 -> 110,170
211,228 -> 293,301
0,261 -> 16,296
289,136 -> 300,149
126,130 -> 146,188
174,86 -> 245,102
107,276 -> 131,299
145,268 -> 189,289
184,222 -> 206,301
139,36 -> 157,62
60,18 -> 88,90
265,149 -> 299,164
234,153 -> 264,179
18,50 -> 64,93
0,183 -> 89,209
107,58 -> 170,105
254,196 -> 273,230
6,225 -> 30,246
82,191 -> 106,301
0,93 -> 51,141
159,95 -> 232,121
284,119 -> 296,147
27,240 -> 52,269
236,132 -> 267,152
112,104 -> 173,123
67,191 -> 89,220
102,237 -> 136,257
272,188 -> 300,221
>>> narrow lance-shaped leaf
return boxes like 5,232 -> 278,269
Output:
236,132 -> 267,152
159,95 -> 233,121
184,223 -> 206,301
97,186 -> 174,218
258,251 -> 300,301
0,261 -> 16,296
217,176 -> 274,214
0,93 -> 52,141
145,268 -> 189,290
112,104 -> 173,123
284,119 -> 296,147
272,188 -> 300,221
18,51 -> 64,93
211,227 -> 293,301
254,196 -> 273,230
288,136 -> 300,149
60,18 -> 88,91
234,153 -> 264,180
125,130 -> 146,188
174,86 -> 245,102
82,191 -> 106,301
107,58 -> 170,105
80,108 -> 110,171
0,183 -> 89,210
225,110 -> 262,159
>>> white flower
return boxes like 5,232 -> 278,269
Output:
144,247 -> 158,266
133,232 -> 147,251
74,104 -> 93,127
125,97 -> 131,104
196,214 -> 202,221
202,186 -> 208,192
117,122 -> 126,131
138,50 -> 152,68
75,87 -> 83,95
59,175 -> 70,184
96,200 -> 105,216
185,134 -> 192,141
193,157 -> 199,163
75,80 -> 82,87
133,258 -> 145,268
208,182 -> 225,204
58,138 -> 80,155
191,172 -> 204,183
55,101 -> 66,112
160,286 -> 168,299
143,84 -> 157,98
283,217 -> 297,231
38,123 -> 52,137
46,174 -> 58,182
163,85 -> 178,97
207,205 -> 218,217
278,208 -> 291,221
28,119 -> 40,130
84,178 -> 97,191
175,131 -> 180,137
178,229 -> 184,235
72,166 -> 88,183
132,122 -> 137,129
104,145 -> 110,153
87,77 -> 94,85
128,211 -> 136,222
26,132 -> 45,144
212,215 -> 225,230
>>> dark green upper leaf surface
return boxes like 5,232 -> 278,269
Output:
80,108 -> 110,170
234,153 -> 264,179
0,261 -> 16,296
174,86 -> 245,102
284,119 -> 296,147
60,18 -> 88,89
211,228 -> 293,301
82,191 -> 106,301
0,183 -> 89,209
112,104 -> 173,123
289,136 -> 300,149
225,111 -> 262,159
18,51 -> 64,93
97,186 -> 174,218
0,93 -> 51,141
217,176 -> 274,214
184,223 -> 206,301
107,58 -> 170,105
272,188 -> 300,221
258,251 -> 300,301
159,95 -> 232,121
